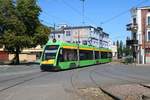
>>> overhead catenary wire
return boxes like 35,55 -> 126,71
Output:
40,0 -> 149,28
101,0 -> 149,25
103,0 -> 149,42
60,0 -> 97,26
40,18 -> 54,26
41,11 -> 73,25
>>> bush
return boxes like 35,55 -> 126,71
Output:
124,56 -> 134,64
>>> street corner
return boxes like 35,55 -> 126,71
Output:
103,83 -> 150,100
76,87 -> 114,100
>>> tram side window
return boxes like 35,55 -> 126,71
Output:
101,52 -> 107,59
110,52 -> 112,58
95,51 -> 99,59
108,52 -> 112,58
80,50 -> 93,60
59,49 -> 77,62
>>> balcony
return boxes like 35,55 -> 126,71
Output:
126,40 -> 138,46
126,23 -> 138,32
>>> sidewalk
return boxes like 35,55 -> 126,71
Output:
136,64 -> 150,67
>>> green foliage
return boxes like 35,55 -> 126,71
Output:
34,25 -> 50,46
116,40 -> 125,59
16,0 -> 41,35
119,40 -> 123,57
123,46 -> 132,56
116,40 -> 121,58
3,31 -> 33,52
0,0 -> 50,64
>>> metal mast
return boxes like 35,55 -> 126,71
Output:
77,0 -> 85,66
80,0 -> 85,25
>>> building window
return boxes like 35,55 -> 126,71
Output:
148,16 -> 150,25
76,41 -> 80,44
58,35 -> 60,38
82,40 -> 87,45
66,31 -> 71,36
133,18 -> 136,24
148,31 -> 150,41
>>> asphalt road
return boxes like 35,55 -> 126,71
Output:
0,63 -> 150,100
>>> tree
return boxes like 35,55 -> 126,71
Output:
34,24 -> 50,46
119,40 -> 123,57
123,45 -> 132,56
0,0 -> 50,64
116,40 -> 124,59
116,40 -> 120,59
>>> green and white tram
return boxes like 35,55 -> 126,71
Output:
40,40 -> 112,71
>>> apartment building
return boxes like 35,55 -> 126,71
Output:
49,25 -> 112,49
128,6 -> 150,64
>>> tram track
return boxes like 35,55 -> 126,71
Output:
89,68 -> 120,100
70,64 -> 118,100
0,65 -> 41,84
0,65 -> 39,74
89,63 -> 150,100
70,67 -> 88,100
0,71 -> 51,93
0,71 -> 41,84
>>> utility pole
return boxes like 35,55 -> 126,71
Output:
77,29 -> 80,66
99,27 -> 103,59
53,23 -> 56,40
80,0 -> 85,25
76,0 -> 85,67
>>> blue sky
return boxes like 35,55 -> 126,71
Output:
37,0 -> 150,43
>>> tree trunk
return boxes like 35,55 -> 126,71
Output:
15,51 -> 20,64
13,46 -> 20,65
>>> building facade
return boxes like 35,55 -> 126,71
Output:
128,7 -> 150,64
0,45 -> 42,63
49,25 -> 112,49
111,42 -> 117,57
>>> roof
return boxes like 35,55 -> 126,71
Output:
64,26 -> 103,31
51,31 -> 64,34
64,26 -> 94,29
103,32 -> 109,36
46,40 -> 111,52
51,28 -> 64,34
138,6 -> 150,10
50,25 -> 109,36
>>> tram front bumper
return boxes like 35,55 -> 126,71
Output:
41,59 -> 55,65
40,64 -> 55,71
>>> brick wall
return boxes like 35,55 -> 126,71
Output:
0,51 -> 8,61
141,9 -> 148,49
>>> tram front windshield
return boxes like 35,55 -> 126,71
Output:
43,45 -> 59,60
